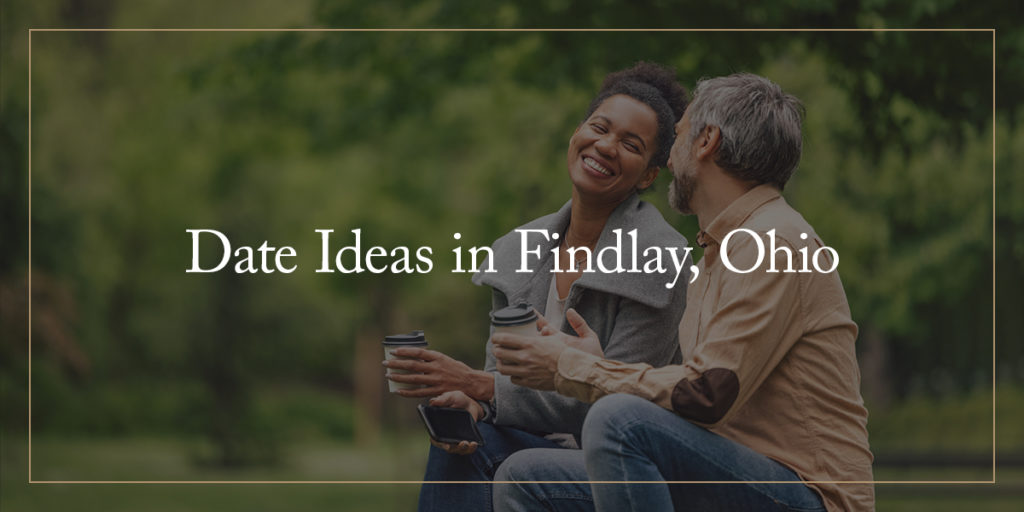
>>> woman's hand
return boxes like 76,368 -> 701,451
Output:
427,390 -> 484,455
383,348 -> 494,400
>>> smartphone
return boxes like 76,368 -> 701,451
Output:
416,404 -> 486,445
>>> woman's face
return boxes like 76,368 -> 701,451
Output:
567,94 -> 660,204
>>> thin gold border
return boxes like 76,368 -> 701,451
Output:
25,25 -> 999,485
27,28 -> 994,32
991,28 -> 998,485
23,480 -> 994,484
28,26 -> 33,484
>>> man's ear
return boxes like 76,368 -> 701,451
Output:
695,125 -> 722,161
638,166 -> 659,190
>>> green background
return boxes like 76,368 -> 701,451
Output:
2,0 -> 1022,510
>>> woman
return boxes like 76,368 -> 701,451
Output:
383,62 -> 690,511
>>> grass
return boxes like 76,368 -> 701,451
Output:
4,386 -> 1024,510
3,435 -> 424,512
28,435 -> 428,482
4,435 -> 1022,511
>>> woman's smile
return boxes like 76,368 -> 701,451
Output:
582,155 -> 614,177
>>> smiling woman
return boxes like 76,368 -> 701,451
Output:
379,62 -> 692,512
567,94 -> 659,205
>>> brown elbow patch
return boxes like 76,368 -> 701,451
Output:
670,368 -> 739,424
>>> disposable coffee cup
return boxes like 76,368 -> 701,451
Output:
383,330 -> 428,393
490,303 -> 540,338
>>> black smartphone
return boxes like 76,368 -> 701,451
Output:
416,404 -> 485,445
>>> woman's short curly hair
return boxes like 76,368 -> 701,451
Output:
583,62 -> 689,169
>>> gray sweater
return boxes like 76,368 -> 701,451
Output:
472,193 -> 689,438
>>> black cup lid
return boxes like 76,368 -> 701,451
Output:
384,330 -> 426,344
490,303 -> 537,327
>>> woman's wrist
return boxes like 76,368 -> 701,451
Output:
469,370 -> 495,401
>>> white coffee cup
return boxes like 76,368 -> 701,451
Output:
383,330 -> 428,393
490,303 -> 540,337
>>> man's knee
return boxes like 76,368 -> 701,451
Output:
582,393 -> 657,443
492,451 -> 536,512
493,449 -> 532,482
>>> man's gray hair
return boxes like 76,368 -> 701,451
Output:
686,73 -> 805,189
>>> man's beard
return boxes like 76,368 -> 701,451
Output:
669,172 -> 696,215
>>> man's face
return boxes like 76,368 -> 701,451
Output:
667,112 -> 698,215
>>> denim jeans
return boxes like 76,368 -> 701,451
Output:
493,394 -> 826,512
417,421 -> 566,512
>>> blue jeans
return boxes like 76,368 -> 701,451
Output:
493,394 -> 826,512
417,422 -> 566,512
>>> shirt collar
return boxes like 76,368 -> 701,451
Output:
697,184 -> 781,247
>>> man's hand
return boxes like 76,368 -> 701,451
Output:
427,390 -> 484,455
492,308 -> 602,391
383,348 -> 494,400
492,331 -> 564,390
540,308 -> 604,358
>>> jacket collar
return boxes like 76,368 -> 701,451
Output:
474,193 -> 685,309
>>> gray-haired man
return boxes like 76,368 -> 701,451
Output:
490,73 -> 874,511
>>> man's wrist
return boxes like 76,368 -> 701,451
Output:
547,342 -> 568,374
555,346 -> 602,383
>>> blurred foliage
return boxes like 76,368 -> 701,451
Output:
0,0 -> 1020,482
870,386 -> 1023,454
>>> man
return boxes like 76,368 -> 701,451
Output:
489,73 -> 874,511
